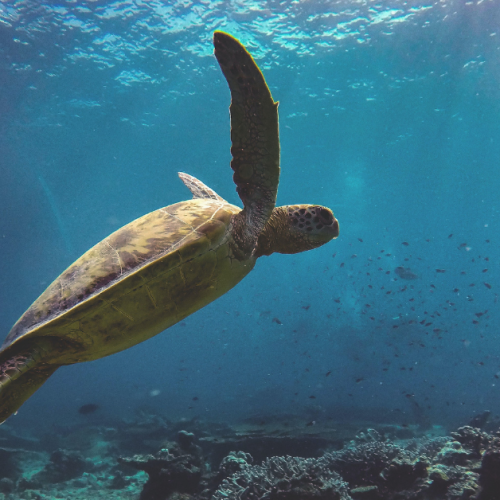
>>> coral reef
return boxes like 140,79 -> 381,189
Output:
209,425 -> 500,500
213,454 -> 350,500
2,417 -> 500,500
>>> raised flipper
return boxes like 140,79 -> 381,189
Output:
178,172 -> 224,201
213,32 -> 280,254
0,342 -> 58,424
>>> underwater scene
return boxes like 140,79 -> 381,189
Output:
1,0 -> 500,499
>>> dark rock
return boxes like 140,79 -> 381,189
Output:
177,430 -> 196,451
468,411 -> 491,430
118,436 -> 204,500
380,457 -> 427,490
477,444 -> 500,500
0,477 -> 15,493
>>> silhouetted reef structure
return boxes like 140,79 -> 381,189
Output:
1,416 -> 500,499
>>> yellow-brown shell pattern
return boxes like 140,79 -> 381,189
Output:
3,199 -> 240,349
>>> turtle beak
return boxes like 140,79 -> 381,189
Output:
316,207 -> 339,240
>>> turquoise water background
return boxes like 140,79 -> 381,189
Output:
1,0 -> 500,432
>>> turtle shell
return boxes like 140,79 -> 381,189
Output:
1,198 -> 254,365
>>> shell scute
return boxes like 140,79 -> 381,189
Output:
2,199 -> 238,352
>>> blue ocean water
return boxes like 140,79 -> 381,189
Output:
0,0 -> 499,435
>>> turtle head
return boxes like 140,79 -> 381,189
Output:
254,205 -> 339,257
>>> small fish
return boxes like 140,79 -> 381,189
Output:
272,317 -> 282,325
192,396 -> 199,401
309,395 -> 316,399
484,283 -> 492,289
402,242 -> 409,246
436,269 -> 446,273
395,267 -> 418,280
78,404 -> 99,415
355,377 -> 364,383
302,305 -> 311,310
448,234 -> 453,238
358,238 -> 363,242
325,371 -> 332,377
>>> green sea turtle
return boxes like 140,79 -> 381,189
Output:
0,32 -> 339,423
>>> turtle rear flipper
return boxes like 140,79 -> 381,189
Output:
0,344 -> 58,424
178,172 -> 225,201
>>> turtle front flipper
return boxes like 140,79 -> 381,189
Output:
214,32 -> 280,255
0,342 -> 58,424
